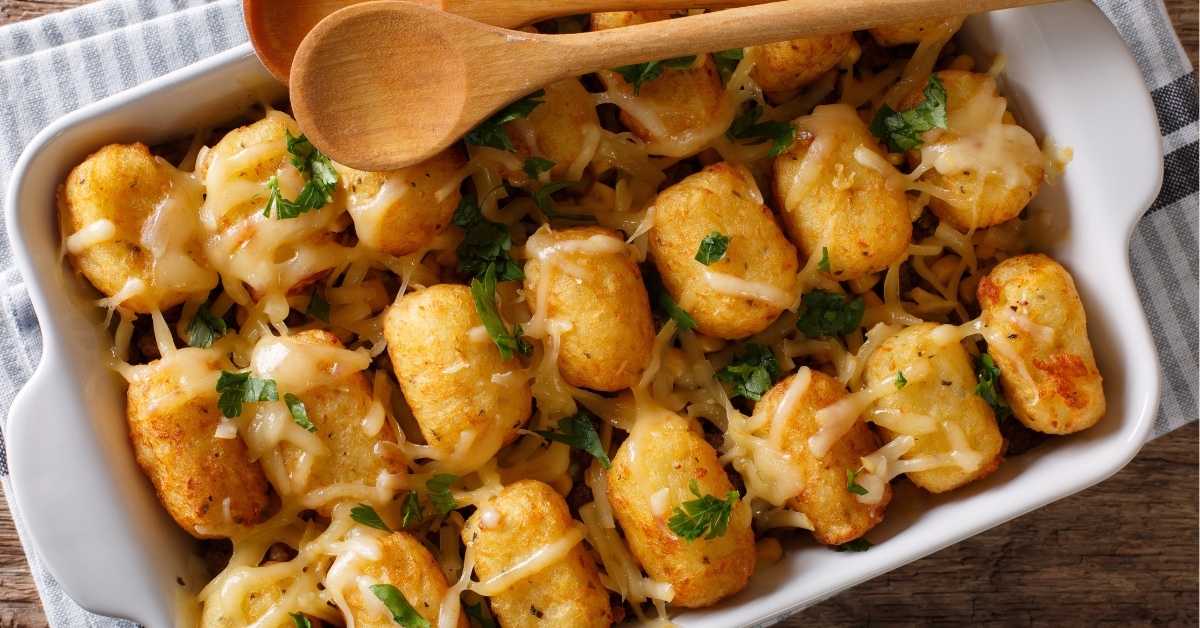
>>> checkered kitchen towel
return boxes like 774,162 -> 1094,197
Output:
0,0 -> 1194,626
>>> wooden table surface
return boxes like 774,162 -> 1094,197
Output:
0,1 -> 1196,626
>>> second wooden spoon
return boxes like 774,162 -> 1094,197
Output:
291,0 -> 1063,172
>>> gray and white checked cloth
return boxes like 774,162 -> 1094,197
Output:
0,1 -> 1195,626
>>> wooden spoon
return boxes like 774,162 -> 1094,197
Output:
291,0 -> 1062,172
244,0 -> 776,84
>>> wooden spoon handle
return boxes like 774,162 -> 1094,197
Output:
543,0 -> 1062,74
432,0 -> 775,30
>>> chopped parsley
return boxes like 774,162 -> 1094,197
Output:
452,194 -> 524,282
185,302 -> 226,348
464,602 -> 497,628
215,370 -> 278,419
695,231 -> 732,265
836,538 -> 873,552
263,131 -> 338,219
463,89 -> 545,152
523,156 -> 555,180
714,344 -> 781,402
667,479 -> 738,543
610,55 -> 696,96
973,353 -> 1012,423
713,48 -> 744,75
532,179 -> 594,221
400,491 -> 422,528
796,290 -> 866,338
726,104 -> 797,157
644,267 -> 697,332
426,474 -> 461,515
306,289 -> 330,323
817,247 -> 831,273
370,584 -> 431,628
470,264 -> 533,361
284,393 -> 317,433
894,370 -> 908,390
289,613 -> 313,628
868,74 -> 948,153
533,412 -> 611,469
350,503 -> 391,532
846,467 -> 869,496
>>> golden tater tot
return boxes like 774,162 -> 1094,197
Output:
199,567 -> 314,628
274,330 -> 407,504
126,348 -> 267,538
462,480 -> 613,628
649,161 -> 799,339
868,17 -> 957,46
339,145 -> 466,256
754,369 -> 889,545
904,70 -> 1047,232
58,142 -> 217,313
748,32 -> 853,92
383,284 -> 531,473
607,407 -> 755,607
863,322 -> 1003,493
772,103 -> 912,280
504,78 -> 603,185
328,530 -> 467,628
524,226 -> 655,391
977,254 -> 1105,434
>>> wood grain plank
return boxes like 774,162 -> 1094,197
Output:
0,1 -> 1194,627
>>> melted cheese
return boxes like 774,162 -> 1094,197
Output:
66,219 -> 116,255
809,358 -> 932,458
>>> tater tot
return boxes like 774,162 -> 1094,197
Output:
591,12 -> 734,157
649,161 -> 799,339
329,530 -> 467,628
772,103 -> 912,280
977,254 -> 1105,434
607,407 -> 756,607
199,567 -> 313,628
903,71 -> 1047,232
504,78 -> 603,185
748,32 -> 853,92
524,226 -> 655,391
754,369 -> 889,545
126,347 -> 268,538
462,480 -> 612,628
868,17 -> 956,46
275,330 -> 407,503
383,283 -> 531,472
58,142 -> 217,313
339,145 -> 466,256
863,322 -> 1003,493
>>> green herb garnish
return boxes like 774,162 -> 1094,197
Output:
370,584 -> 431,628
817,247 -> 831,273
796,290 -> 865,338
426,474 -> 461,515
523,156 -> 555,180
400,491 -> 422,528
645,267 -> 697,332
713,48 -> 744,75
185,302 -> 226,348
289,613 -> 313,628
284,393 -> 317,433
846,467 -> 869,496
714,344 -> 781,402
611,56 -> 696,95
216,370 -> 278,419
470,264 -> 533,361
533,412 -> 611,469
263,131 -> 338,219
464,602 -> 497,628
532,180 -> 594,221
452,194 -> 524,282
695,231 -> 732,265
726,104 -> 797,157
836,538 -> 873,552
667,479 -> 738,543
350,503 -> 391,532
973,353 -> 1012,423
306,289 -> 330,323
868,75 -> 948,153
463,89 -> 545,152
895,370 -> 908,390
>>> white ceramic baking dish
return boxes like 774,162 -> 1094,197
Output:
5,1 -> 1162,626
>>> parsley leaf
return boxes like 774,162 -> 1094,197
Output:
533,412 -> 611,469
284,393 -> 317,433
464,89 -> 545,151
817,247 -> 831,273
973,353 -> 1012,423
532,180 -> 594,221
306,289 -> 330,323
846,467 -> 869,496
216,370 -> 278,419
836,538 -> 873,552
370,584 -> 431,628
426,474 -> 461,515
400,491 -> 422,528
523,156 -> 555,180
470,264 -> 533,361
667,479 -> 739,543
464,603 -> 497,628
796,290 -> 865,338
289,613 -> 313,628
713,48 -> 744,75
726,104 -> 797,157
868,74 -> 948,153
895,370 -> 908,390
263,131 -> 338,219
611,56 -> 696,96
350,503 -> 391,532
695,231 -> 732,265
452,195 -> 524,282
185,302 -> 226,348
644,267 -> 697,332
714,344 -> 781,402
